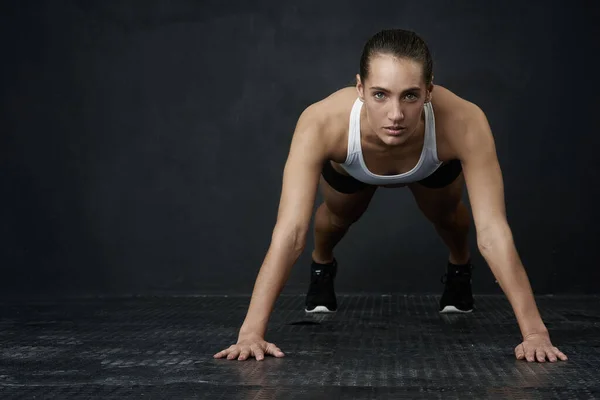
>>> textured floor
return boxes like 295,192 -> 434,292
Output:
0,294 -> 598,399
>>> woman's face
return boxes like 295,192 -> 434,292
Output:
357,54 -> 432,147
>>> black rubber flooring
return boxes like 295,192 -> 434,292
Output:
0,294 -> 598,399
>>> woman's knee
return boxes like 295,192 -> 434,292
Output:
429,202 -> 470,231
321,202 -> 361,230
319,178 -> 375,228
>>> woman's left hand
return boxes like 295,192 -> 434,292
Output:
515,332 -> 568,362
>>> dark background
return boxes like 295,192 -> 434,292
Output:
1,0 -> 598,298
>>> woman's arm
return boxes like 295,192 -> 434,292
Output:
455,104 -> 567,362
214,105 -> 331,361
239,106 -> 329,337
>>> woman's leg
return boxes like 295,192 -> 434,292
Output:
305,161 -> 377,313
409,167 -> 470,265
409,168 -> 474,313
312,162 -> 377,263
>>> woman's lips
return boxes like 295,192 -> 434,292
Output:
384,126 -> 405,135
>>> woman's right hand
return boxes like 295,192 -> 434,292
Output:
213,333 -> 285,361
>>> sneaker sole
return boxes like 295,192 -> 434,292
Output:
304,306 -> 336,313
439,305 -> 473,314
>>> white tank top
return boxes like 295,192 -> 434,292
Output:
339,98 -> 443,185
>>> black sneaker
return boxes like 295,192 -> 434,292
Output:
439,260 -> 474,313
305,258 -> 338,313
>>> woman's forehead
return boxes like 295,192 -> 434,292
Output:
366,56 -> 424,90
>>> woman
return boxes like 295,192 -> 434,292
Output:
214,29 -> 568,363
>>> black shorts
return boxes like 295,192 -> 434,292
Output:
321,159 -> 463,194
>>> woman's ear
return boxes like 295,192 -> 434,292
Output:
425,78 -> 434,102
355,74 -> 365,101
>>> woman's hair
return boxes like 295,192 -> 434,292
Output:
359,29 -> 433,86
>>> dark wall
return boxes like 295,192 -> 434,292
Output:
1,0 -> 598,297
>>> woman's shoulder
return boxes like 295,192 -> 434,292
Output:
431,85 -> 488,138
431,85 -> 485,124
431,85 -> 491,159
294,86 -> 357,161
307,85 -> 357,117
304,86 -> 357,130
